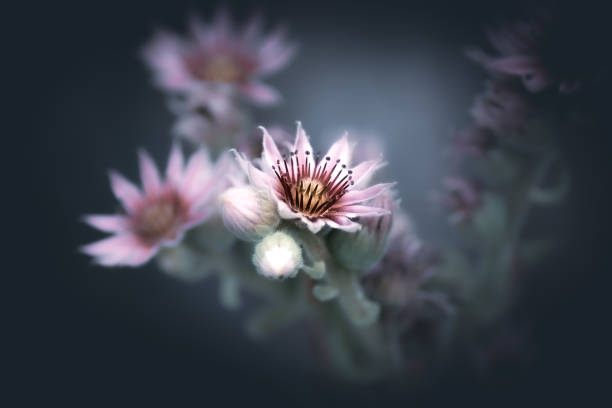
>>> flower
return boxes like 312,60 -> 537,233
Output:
431,176 -> 482,224
328,189 -> 395,272
219,185 -> 280,242
466,7 -> 603,93
252,231 -> 303,279
81,145 -> 233,266
232,122 -> 393,234
142,10 -> 296,105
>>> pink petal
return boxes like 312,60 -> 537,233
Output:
82,234 -> 156,267
322,132 -> 352,166
276,199 -> 301,221
241,82 -> 281,106
260,126 -> 283,169
350,158 -> 385,188
138,150 -> 162,194
336,183 -> 394,207
489,55 -> 542,75
258,42 -> 297,75
142,30 -> 192,91
109,171 -> 142,213
231,149 -> 272,189
83,215 -> 129,233
328,205 -> 391,218
292,121 -> 315,173
324,217 -> 361,233
299,216 -> 327,234
166,143 -> 185,186
183,148 -> 213,199
522,71 -> 553,92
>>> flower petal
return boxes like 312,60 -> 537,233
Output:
350,158 -> 385,188
327,205 -> 391,218
488,55 -> 542,75
241,82 -> 281,106
324,217 -> 361,233
108,171 -> 142,213
138,150 -> 162,194
81,234 -> 156,267
183,148 -> 213,199
141,30 -> 192,91
336,183 -> 394,207
292,121 -> 315,174
83,215 -> 128,233
300,217 -> 327,234
322,131 -> 352,166
166,143 -> 184,186
260,126 -> 283,170
231,149 -> 272,189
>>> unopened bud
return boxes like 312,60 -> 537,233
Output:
252,231 -> 303,279
220,186 -> 280,242
328,191 -> 394,273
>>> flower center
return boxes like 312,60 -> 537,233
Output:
201,56 -> 244,83
134,196 -> 183,245
272,151 -> 354,218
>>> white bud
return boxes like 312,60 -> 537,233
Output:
220,186 -> 280,242
252,231 -> 303,279
328,191 -> 394,273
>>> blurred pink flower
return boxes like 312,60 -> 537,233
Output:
468,9 -> 583,93
82,145 -> 234,266
233,122 -> 393,234
432,176 -> 482,224
143,11 -> 296,106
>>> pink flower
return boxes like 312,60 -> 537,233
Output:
81,145 -> 233,266
232,122 -> 393,234
142,10 -> 296,106
467,9 -> 586,93
432,176 -> 482,224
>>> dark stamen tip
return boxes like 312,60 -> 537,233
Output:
326,156 -> 331,161
341,164 -> 346,168
348,170 -> 353,174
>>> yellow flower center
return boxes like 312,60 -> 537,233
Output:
201,56 -> 244,83
134,197 -> 183,244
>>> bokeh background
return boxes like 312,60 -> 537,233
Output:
15,0 -> 612,405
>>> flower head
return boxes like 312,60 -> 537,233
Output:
82,145 -> 233,266
233,122 -> 393,234
143,10 -> 296,105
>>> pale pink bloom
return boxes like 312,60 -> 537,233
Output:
432,176 -> 482,224
232,122 -> 393,234
142,11 -> 296,106
82,145 -> 234,266
467,9 -> 583,93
